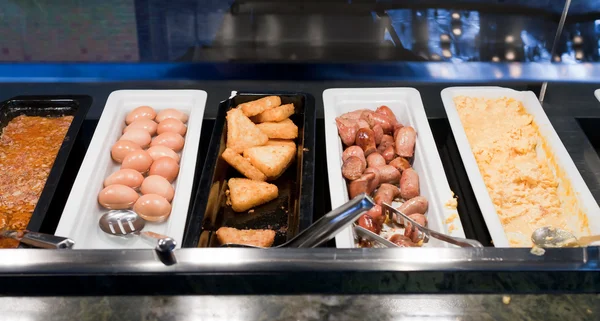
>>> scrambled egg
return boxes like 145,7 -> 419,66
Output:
454,96 -> 588,247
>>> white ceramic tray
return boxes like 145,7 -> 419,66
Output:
324,87 -> 466,248
56,90 -> 207,249
441,86 -> 600,247
594,89 -> 600,102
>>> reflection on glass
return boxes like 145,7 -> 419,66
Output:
0,1 -> 598,63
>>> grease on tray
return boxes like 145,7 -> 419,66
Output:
217,96 -> 299,247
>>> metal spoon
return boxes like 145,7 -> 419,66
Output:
99,210 -> 176,253
382,202 -> 484,248
531,226 -> 600,248
221,193 -> 376,248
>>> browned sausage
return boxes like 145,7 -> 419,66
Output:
366,153 -> 386,168
374,183 -> 400,205
388,234 -> 416,247
372,124 -> 384,145
375,105 -> 398,125
372,165 -> 400,184
389,157 -> 411,173
358,214 -> 380,234
366,204 -> 384,231
336,117 -> 358,146
340,109 -> 368,120
342,156 -> 365,180
404,213 -> 428,243
395,126 -> 416,158
358,119 -> 370,129
342,146 -> 366,168
393,123 -> 404,137
362,111 -> 393,134
355,128 -> 377,156
382,145 -> 395,163
363,168 -> 381,192
377,134 -> 395,153
400,168 -> 420,199
348,172 -> 377,198
397,196 -> 428,215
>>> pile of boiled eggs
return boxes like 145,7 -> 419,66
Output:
98,106 -> 188,222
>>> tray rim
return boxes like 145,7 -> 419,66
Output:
182,91 -> 316,248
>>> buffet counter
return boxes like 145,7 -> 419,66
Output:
0,80 -> 598,298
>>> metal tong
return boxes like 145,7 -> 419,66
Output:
376,202 -> 483,248
222,193 -> 376,248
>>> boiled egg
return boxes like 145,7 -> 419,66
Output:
134,194 -> 172,222
140,175 -> 175,202
157,118 -> 187,136
123,119 -> 158,136
98,184 -> 139,209
104,169 -> 144,189
111,140 -> 142,163
121,150 -> 153,173
147,145 -> 180,163
149,157 -> 179,182
156,108 -> 188,123
126,106 -> 156,124
119,128 -> 152,149
150,132 -> 185,152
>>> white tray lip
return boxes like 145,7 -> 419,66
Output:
594,89 -> 600,103
55,89 -> 208,249
440,86 -> 600,247
323,87 -> 466,249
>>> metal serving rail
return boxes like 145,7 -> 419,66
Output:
0,73 -> 599,295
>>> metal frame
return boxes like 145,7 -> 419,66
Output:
0,247 -> 597,274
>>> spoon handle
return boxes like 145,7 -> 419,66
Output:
140,231 -> 177,253
576,235 -> 600,246
18,232 -> 75,249
283,193 -> 375,248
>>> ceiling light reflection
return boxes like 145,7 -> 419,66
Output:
452,28 -> 462,36
505,35 -> 514,43
505,50 -> 515,61
491,56 -> 500,62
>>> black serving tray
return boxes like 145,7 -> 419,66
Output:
0,95 -> 92,233
183,92 -> 316,247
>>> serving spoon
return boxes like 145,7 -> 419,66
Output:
99,210 -> 176,253
221,193 -> 376,248
531,226 -> 600,248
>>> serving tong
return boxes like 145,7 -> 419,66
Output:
221,193 -> 376,248
359,203 -> 483,248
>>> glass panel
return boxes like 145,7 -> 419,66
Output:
0,0 -> 571,63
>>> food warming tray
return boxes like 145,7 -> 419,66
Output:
441,86 -> 600,247
0,96 -> 92,233
56,90 -> 207,249
323,87 -> 466,248
182,91 -> 316,247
